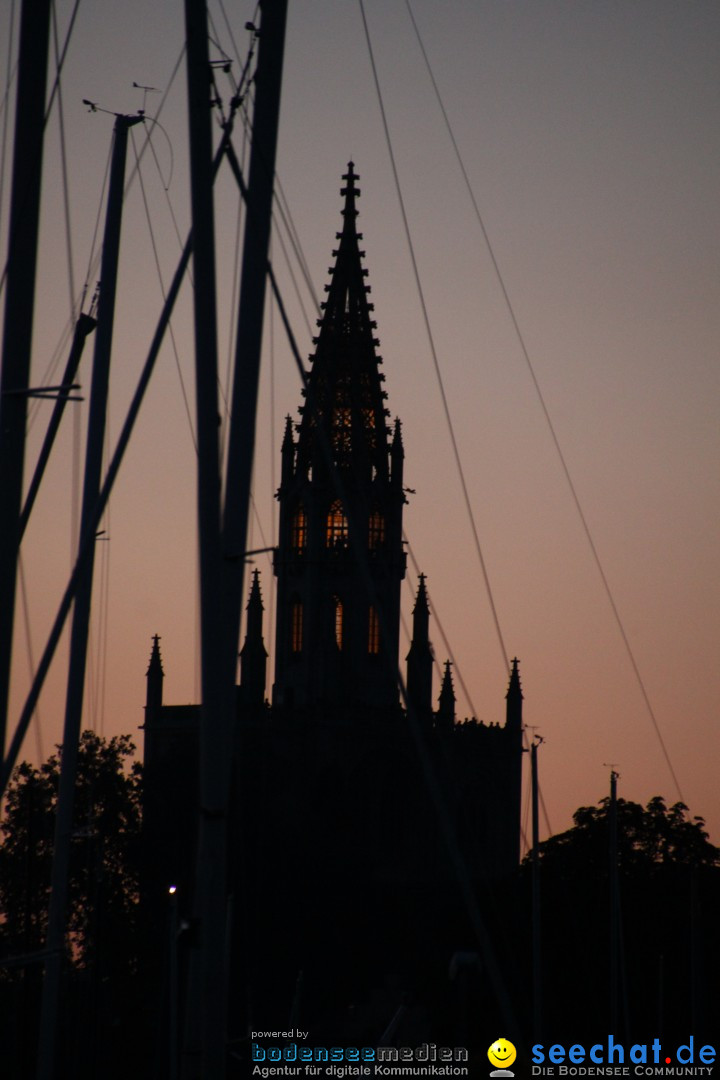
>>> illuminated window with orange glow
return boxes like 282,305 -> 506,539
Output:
326,500 -> 348,548
291,598 -> 303,653
332,406 -> 352,454
368,509 -> 385,549
291,505 -> 307,551
334,596 -> 343,650
368,606 -> 380,655
361,406 -> 377,448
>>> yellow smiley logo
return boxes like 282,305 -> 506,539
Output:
488,1038 -> 517,1070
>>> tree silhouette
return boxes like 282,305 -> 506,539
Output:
0,732 -> 142,973
523,795 -> 720,1039
534,794 -> 720,876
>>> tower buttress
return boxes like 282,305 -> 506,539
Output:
406,573 -> 433,724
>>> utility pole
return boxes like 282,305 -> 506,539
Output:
35,111 -> 141,1080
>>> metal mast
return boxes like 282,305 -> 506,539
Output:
181,0 -> 228,1073
181,2 -> 288,1074
0,0 -> 52,758
36,111 -> 141,1080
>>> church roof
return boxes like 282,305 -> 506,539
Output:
296,162 -> 391,478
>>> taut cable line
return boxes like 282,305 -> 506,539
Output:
358,0 -> 510,677
403,0 -> 684,804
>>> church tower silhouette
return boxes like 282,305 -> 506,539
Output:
141,163 -> 524,1032
273,162 -> 406,714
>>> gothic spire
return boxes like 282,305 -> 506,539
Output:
436,659 -> 456,730
296,162 -> 390,478
406,573 -> 433,723
145,634 -> 164,716
505,656 -> 523,729
272,164 -> 407,714
281,414 -> 295,485
240,570 -> 268,707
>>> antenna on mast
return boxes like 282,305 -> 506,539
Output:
132,80 -> 160,114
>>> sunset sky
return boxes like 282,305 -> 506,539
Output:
3,0 -> 719,849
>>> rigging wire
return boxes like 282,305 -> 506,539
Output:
142,118 -> 193,287
142,116 -> 175,195
26,319 -> 76,433
0,0 -> 82,300
268,216 -> 315,341
96,524 -> 111,736
404,536 -> 479,721
239,83 -> 319,321
222,175 -> 246,456
215,0 -> 243,71
272,174 -> 319,313
65,45 -> 187,331
123,45 -> 185,194
18,0 -> 93,433
51,0 -> 77,321
521,750 -> 532,855
89,427 -> 112,737
403,0 -> 684,804
358,0 -> 510,679
18,553 -> 44,763
130,128 -> 197,452
221,109 -> 250,463
539,778 -> 552,837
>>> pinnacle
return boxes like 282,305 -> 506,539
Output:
412,573 -> 430,616
506,656 -> 523,699
147,634 -> 164,676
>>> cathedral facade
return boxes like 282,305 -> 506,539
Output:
141,164 -> 523,1031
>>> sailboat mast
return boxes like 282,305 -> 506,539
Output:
181,1 -> 288,1072
222,0 -> 288,599
36,110 -> 140,1080
181,0 -> 229,1073
0,0 -> 52,759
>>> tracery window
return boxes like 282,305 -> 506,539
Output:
368,509 -> 385,550
291,505 -> 307,551
326,500 -> 349,548
332,406 -> 352,455
361,406 -> 377,449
